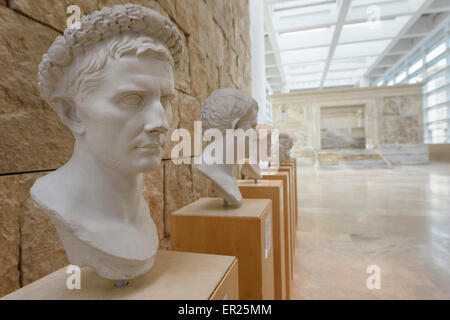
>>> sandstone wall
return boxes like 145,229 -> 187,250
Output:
0,0 -> 251,297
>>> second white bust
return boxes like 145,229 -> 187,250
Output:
30,4 -> 182,281
196,89 -> 258,206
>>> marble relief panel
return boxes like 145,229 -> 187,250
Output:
274,91 -> 424,151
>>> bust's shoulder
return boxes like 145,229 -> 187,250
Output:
30,171 -> 72,225
30,169 -> 158,261
30,172 -> 58,208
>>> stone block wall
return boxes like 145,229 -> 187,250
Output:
0,0 -> 251,297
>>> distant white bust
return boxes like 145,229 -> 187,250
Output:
195,88 -> 258,206
30,4 -> 182,281
279,133 -> 293,163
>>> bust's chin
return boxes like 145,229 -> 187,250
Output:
129,155 -> 163,173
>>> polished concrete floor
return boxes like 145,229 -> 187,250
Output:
292,162 -> 450,299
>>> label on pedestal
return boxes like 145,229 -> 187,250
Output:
265,212 -> 272,259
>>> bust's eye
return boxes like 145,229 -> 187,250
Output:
120,94 -> 143,106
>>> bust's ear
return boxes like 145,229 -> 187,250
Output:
50,96 -> 85,136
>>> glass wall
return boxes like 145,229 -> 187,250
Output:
377,22 -> 450,144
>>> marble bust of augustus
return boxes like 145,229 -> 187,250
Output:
30,4 -> 182,281
195,88 -> 258,206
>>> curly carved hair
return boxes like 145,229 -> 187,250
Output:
38,4 -> 183,105
201,88 -> 258,133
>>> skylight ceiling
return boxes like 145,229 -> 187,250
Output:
264,0 -> 439,93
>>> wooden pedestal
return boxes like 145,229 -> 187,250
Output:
281,159 -> 298,228
2,250 -> 238,300
171,198 -> 275,300
270,166 -> 296,253
277,166 -> 295,230
260,171 -> 293,283
238,179 -> 289,300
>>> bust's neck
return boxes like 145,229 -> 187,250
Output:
30,139 -> 158,261
196,149 -> 242,206
33,140 -> 143,223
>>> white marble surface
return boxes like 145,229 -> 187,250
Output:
378,144 -> 429,165
294,162 -> 450,299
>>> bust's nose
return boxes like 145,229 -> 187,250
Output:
143,100 -> 170,135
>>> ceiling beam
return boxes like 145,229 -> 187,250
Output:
273,0 -> 335,12
351,0 -> 404,9
377,55 -> 401,67
389,38 -> 421,54
423,0 -> 450,14
271,54 -> 377,68
277,11 -> 415,34
370,68 -> 390,76
268,79 -> 284,85
370,11 -> 450,82
324,76 -> 361,81
264,0 -> 288,92
266,0 -> 303,4
402,14 -> 434,36
286,66 -> 367,77
364,0 -> 435,78
320,0 -> 351,89
275,36 -> 395,53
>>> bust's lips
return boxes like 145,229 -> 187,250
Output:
137,143 -> 160,148
135,143 -> 163,153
